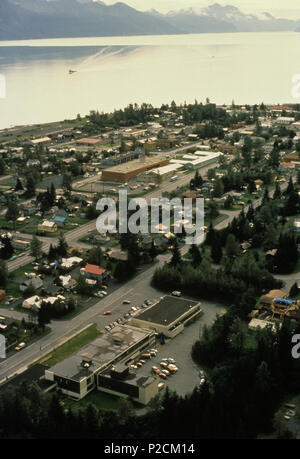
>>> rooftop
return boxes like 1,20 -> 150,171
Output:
135,295 -> 200,326
84,264 -> 106,276
49,325 -> 154,381
103,156 -> 165,174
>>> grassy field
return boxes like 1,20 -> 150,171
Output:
39,323 -> 100,367
63,390 -> 122,412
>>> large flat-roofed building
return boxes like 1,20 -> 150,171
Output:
44,325 -> 156,400
98,364 -> 158,405
102,156 -> 168,182
129,295 -> 202,338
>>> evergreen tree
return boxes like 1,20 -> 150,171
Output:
56,233 -> 68,257
25,176 -> 36,198
30,236 -> 43,260
289,282 -> 299,298
211,237 -> 223,264
170,239 -> 182,267
15,178 -> 24,192
5,200 -> 19,230
38,301 -> 51,330
273,182 -> 281,200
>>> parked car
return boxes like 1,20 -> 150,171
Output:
94,292 -> 103,298
145,300 -> 152,306
159,372 -> 167,380
105,326 -> 111,332
141,353 -> 151,359
109,323 -> 114,329
123,300 -> 131,304
152,366 -> 159,372
123,313 -> 130,318
168,358 -> 176,364
162,369 -> 170,376
158,382 -> 165,391
15,342 -> 26,351
100,290 -> 108,296
167,365 -> 178,373
171,291 -> 181,297
137,362 -> 143,367
153,368 -> 161,375
103,311 -> 112,315
160,362 -> 168,368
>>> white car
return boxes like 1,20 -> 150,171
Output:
171,291 -> 181,297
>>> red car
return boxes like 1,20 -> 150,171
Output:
152,368 -> 161,375
103,311 -> 112,316
159,372 -> 167,380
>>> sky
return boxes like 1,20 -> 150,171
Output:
102,0 -> 300,19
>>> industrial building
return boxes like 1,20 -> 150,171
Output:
129,295 -> 202,339
102,156 -> 168,182
143,163 -> 183,180
98,364 -> 158,405
44,325 -> 156,401
170,151 -> 222,170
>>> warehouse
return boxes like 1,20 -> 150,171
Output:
102,156 -> 168,182
129,295 -> 202,338
44,325 -> 156,400
145,163 -> 183,180
170,151 -> 222,170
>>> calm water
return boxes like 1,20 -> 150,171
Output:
0,32 -> 300,129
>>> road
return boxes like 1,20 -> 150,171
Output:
0,175 -> 296,381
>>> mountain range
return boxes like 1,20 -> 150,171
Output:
0,0 -> 300,40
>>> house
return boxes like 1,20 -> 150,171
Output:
23,205 -> 40,217
106,250 -> 128,263
61,257 -> 83,269
52,215 -> 68,228
38,221 -> 58,233
11,239 -> 31,250
22,295 -> 41,310
26,159 -> 40,167
59,275 -> 76,289
82,264 -> 106,283
20,276 -> 43,292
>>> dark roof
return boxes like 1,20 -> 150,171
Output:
0,364 -> 47,393
136,295 -> 199,326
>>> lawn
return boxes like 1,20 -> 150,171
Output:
63,390 -> 122,412
39,323 -> 100,367
63,388 -> 144,412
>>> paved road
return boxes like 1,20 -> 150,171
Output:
0,175 -> 296,381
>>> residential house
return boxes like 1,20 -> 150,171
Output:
82,264 -> 106,283
11,239 -> 31,251
38,221 -> 58,233
20,276 -> 43,292
52,215 -> 68,228
106,250 -> 128,263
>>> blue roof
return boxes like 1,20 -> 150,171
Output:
53,216 -> 67,223
274,298 -> 295,306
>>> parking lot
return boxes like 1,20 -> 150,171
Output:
125,298 -> 225,397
